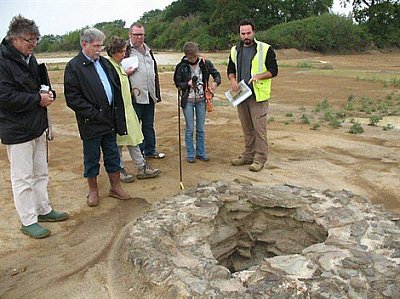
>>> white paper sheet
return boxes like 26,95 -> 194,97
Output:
121,56 -> 138,71
225,80 -> 252,106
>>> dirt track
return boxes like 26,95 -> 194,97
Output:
0,50 -> 399,298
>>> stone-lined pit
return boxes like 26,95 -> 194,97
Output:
124,181 -> 400,298
210,208 -> 328,273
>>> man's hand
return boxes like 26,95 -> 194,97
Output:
39,91 -> 54,107
230,80 -> 240,92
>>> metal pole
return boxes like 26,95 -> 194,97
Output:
178,89 -> 184,190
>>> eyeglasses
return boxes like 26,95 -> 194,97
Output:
20,36 -> 40,45
130,33 -> 145,37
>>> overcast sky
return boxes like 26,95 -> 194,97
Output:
0,0 -> 351,39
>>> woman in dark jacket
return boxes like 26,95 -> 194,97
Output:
173,42 -> 221,162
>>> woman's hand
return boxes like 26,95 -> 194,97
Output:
210,82 -> 218,92
124,66 -> 136,76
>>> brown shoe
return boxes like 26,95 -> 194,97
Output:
231,155 -> 253,166
108,190 -> 131,200
108,172 -> 132,200
87,177 -> 99,207
249,161 -> 264,172
87,191 -> 99,207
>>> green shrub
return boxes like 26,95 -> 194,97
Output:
383,124 -> 395,131
349,122 -> 364,134
297,61 -> 313,68
262,14 -> 372,53
315,98 -> 330,112
300,114 -> 310,124
368,115 -> 383,126
329,117 -> 342,128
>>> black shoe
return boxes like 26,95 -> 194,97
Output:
145,151 -> 165,159
196,155 -> 209,162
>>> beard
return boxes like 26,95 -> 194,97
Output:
243,38 -> 253,46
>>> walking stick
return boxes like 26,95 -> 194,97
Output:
177,89 -> 184,190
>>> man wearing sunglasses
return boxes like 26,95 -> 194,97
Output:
0,15 -> 69,239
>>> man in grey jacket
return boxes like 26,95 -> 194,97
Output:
125,22 -> 165,159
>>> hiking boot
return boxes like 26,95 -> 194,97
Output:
38,210 -> 69,222
20,223 -> 50,239
231,156 -> 253,166
137,162 -> 161,179
249,161 -> 264,172
120,168 -> 135,183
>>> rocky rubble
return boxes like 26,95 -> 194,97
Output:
124,180 -> 400,298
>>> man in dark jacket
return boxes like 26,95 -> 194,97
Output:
64,28 -> 131,207
0,15 -> 69,239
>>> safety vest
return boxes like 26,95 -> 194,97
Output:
230,39 -> 272,102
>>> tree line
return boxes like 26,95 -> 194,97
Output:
36,0 -> 399,53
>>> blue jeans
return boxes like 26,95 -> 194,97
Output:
183,101 -> 206,159
82,132 -> 121,178
133,100 -> 156,156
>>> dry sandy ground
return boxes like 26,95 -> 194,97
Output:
0,50 -> 399,298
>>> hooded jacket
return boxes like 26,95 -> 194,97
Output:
0,38 -> 48,144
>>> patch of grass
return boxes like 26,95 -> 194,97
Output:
383,123 -> 395,131
310,123 -> 321,130
329,117 -> 342,128
297,61 -> 313,69
368,115 -> 383,126
356,75 -> 400,88
319,63 -> 334,70
349,121 -> 364,134
341,94 -> 400,117
285,112 -> 293,117
300,114 -> 310,124
268,117 -> 275,123
314,98 -> 330,112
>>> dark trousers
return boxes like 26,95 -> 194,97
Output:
82,132 -> 121,178
133,100 -> 156,156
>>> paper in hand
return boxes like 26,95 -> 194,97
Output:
225,80 -> 252,106
121,56 -> 138,71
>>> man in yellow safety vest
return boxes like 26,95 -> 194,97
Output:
227,19 -> 278,172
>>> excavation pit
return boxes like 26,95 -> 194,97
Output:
124,181 -> 400,298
